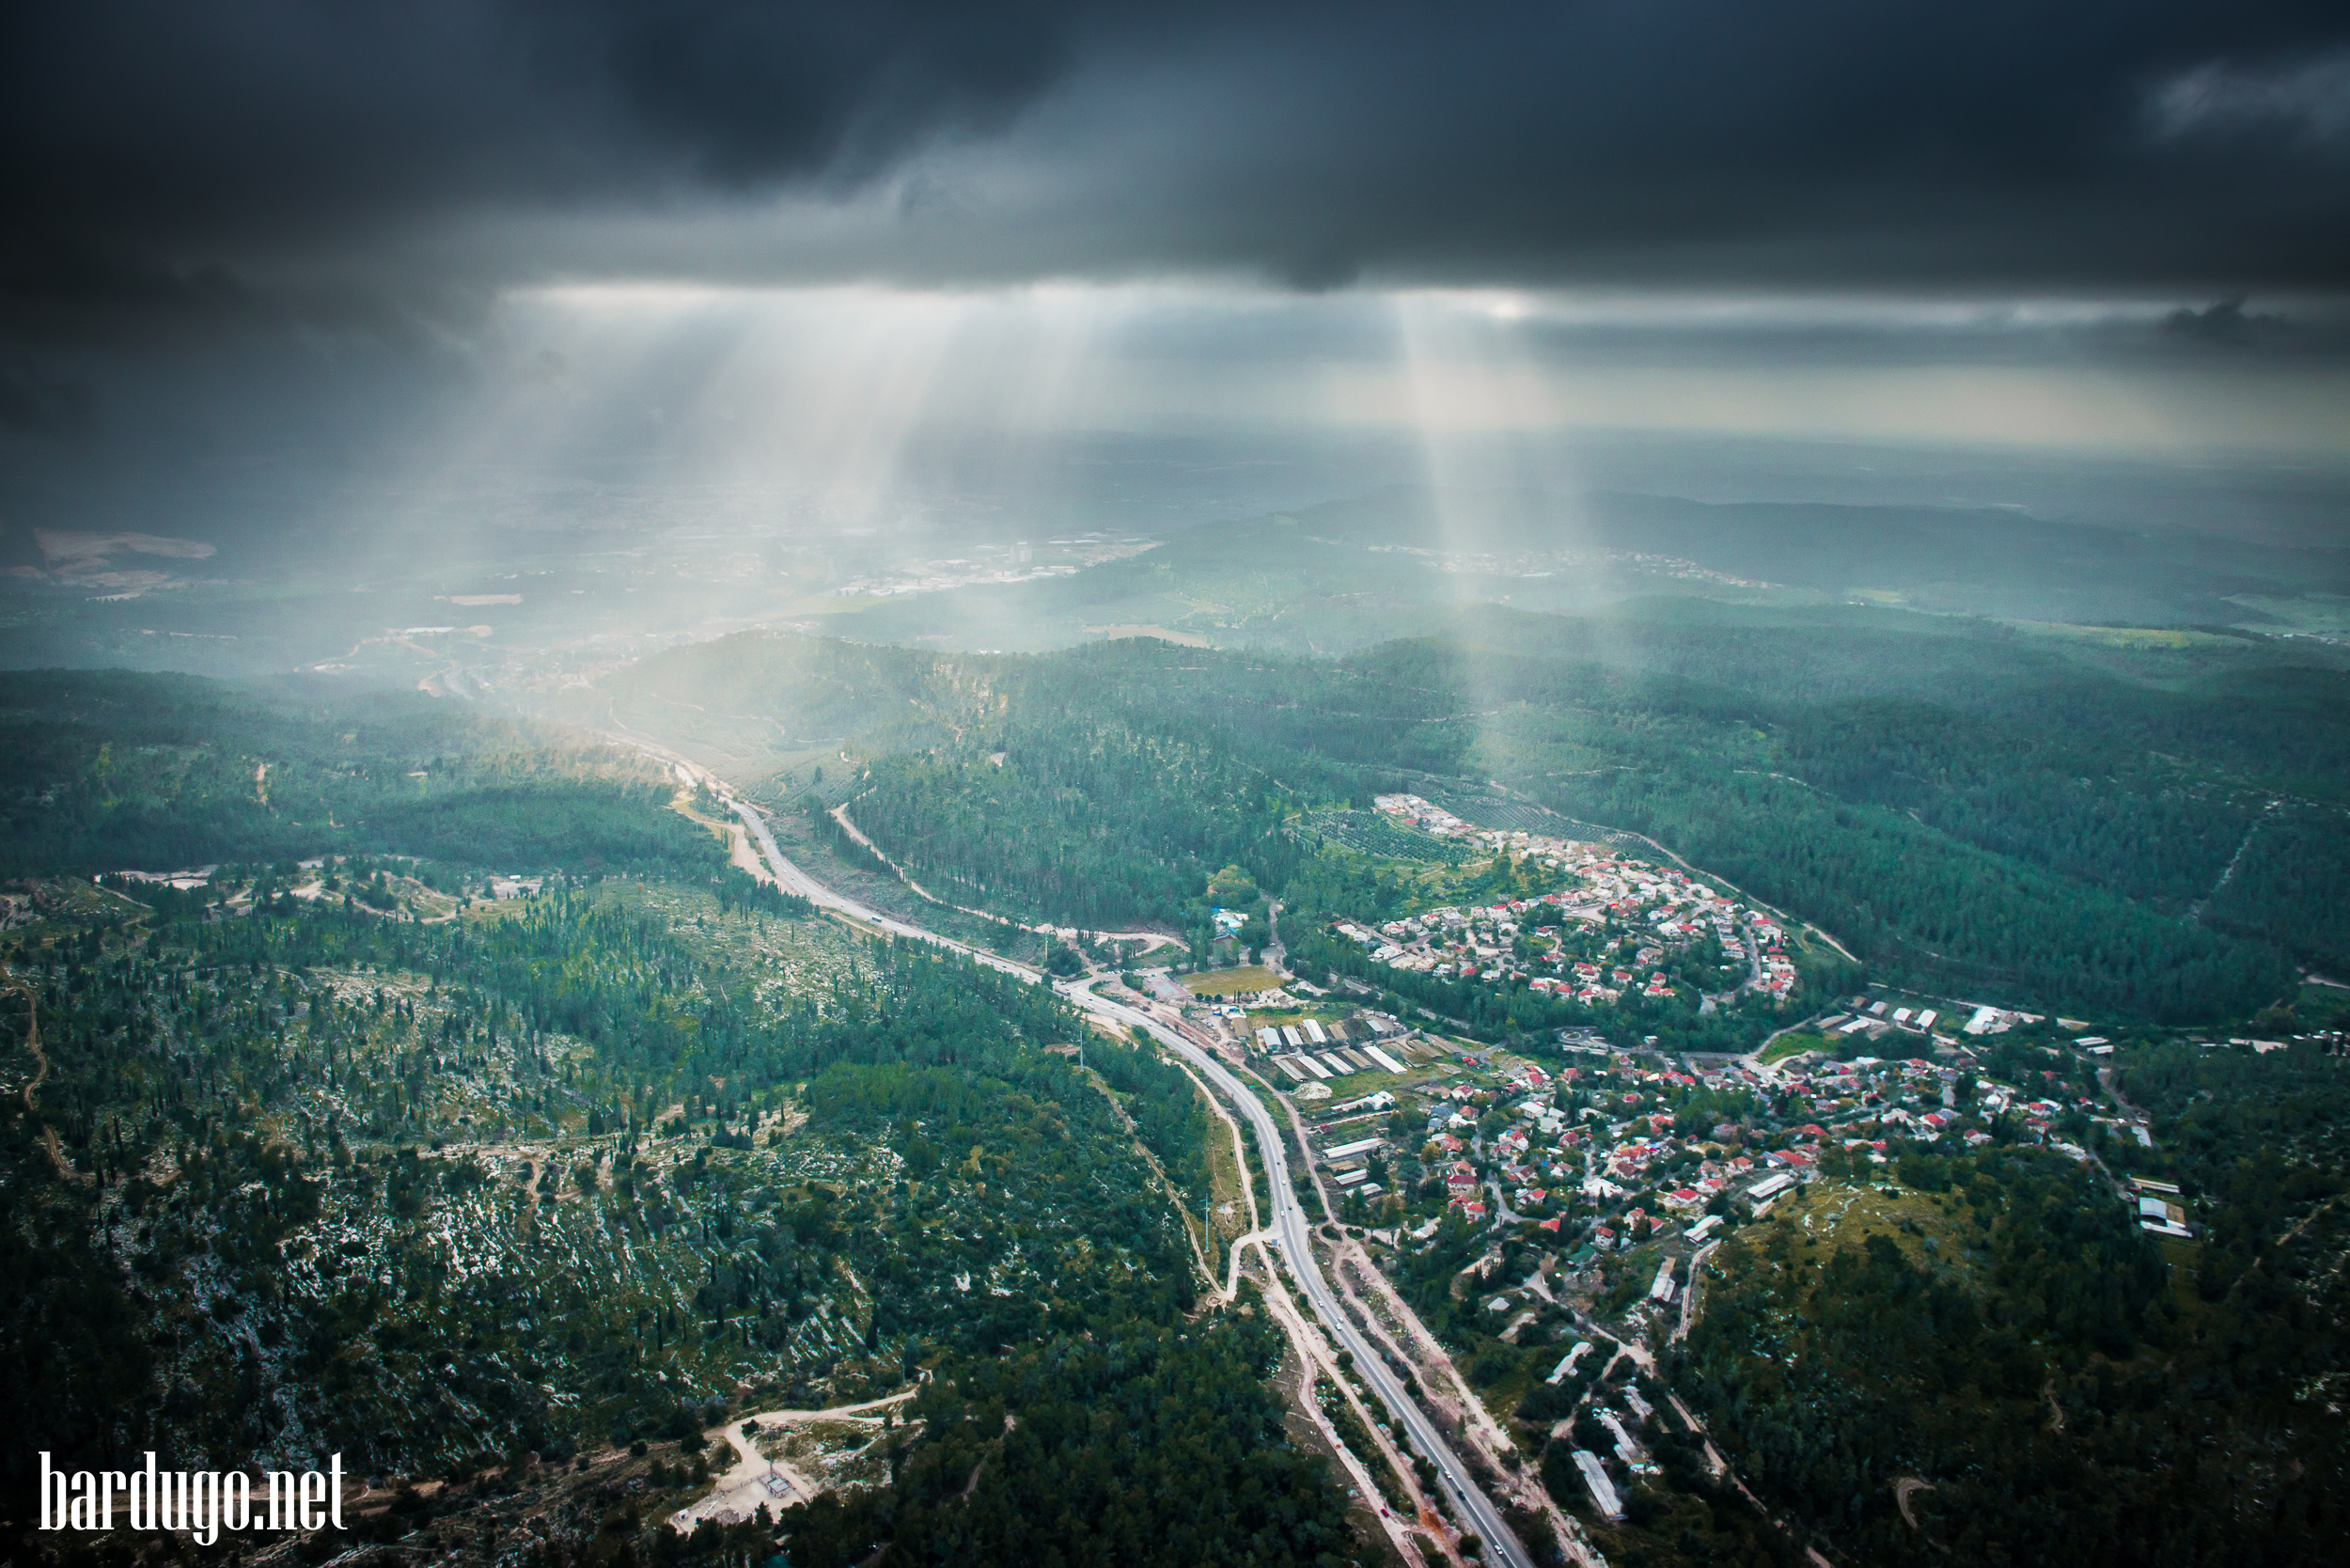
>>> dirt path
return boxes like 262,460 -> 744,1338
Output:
1799,922 -> 1860,964
1583,1321 -> 1658,1378
1106,1011 -> 1446,1562
1129,1000 -> 1465,1565
672,1389 -> 922,1532
2097,1065 -> 2145,1122
1257,1267 -> 1451,1568
1069,1054 -> 1226,1294
2275,1191 -> 2345,1252
1145,1015 -> 1264,1300
5,970 -> 47,1114
2188,808 -> 2270,926
1743,1013 -> 1836,1081
829,801 -> 1181,954
1113,998 -> 1440,1561
1893,1476 -> 1951,1553
1262,897 -> 1288,973
673,792 -> 774,885
1326,1237 -> 1585,1548
1256,1058 -> 1343,1226
5,970 -> 81,1183
1674,1241 -> 1721,1343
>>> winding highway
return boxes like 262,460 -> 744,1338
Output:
719,792 -> 1535,1568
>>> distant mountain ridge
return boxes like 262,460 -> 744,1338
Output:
820,484 -> 2350,653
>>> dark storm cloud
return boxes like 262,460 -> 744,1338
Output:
982,1 -> 2350,295
1494,297 -> 2350,373
2161,297 -> 2287,348
3,0 -> 2348,341
0,367 -> 96,439
0,0 -> 1114,337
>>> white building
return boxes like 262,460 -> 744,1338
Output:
1546,1342 -> 1594,1385
1572,1451 -> 1624,1521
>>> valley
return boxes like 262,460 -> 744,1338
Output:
4,546 -> 2346,1568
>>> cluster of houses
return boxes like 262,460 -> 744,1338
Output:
1268,968 -> 2200,1322
1332,823 -> 1800,1007
1371,794 -> 1477,837
1353,1034 -> 2150,1269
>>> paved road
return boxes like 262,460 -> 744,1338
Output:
718,794 -> 1531,1568
1060,980 -> 1534,1568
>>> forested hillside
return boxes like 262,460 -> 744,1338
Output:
772,1300 -> 1353,1568
0,671 -> 1355,1568
1675,1091 -> 2347,1565
0,625 -> 2338,1568
629,612 -> 2342,1023
0,671 -> 721,879
2115,1043 -> 2350,1309
843,639 -> 1435,930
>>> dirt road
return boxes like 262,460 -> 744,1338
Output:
672,1390 -> 920,1532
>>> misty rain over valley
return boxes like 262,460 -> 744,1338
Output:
5,6 -> 2350,1567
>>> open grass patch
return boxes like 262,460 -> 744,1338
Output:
1760,1030 -> 1827,1065
1185,964 -> 1284,996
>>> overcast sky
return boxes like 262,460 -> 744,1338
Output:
4,0 -> 2348,508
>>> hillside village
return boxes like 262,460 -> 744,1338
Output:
1137,902 -> 2272,1536
1328,798 -> 1798,1009
1214,1003 -> 2157,1258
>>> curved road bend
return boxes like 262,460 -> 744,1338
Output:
718,796 -> 1534,1568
